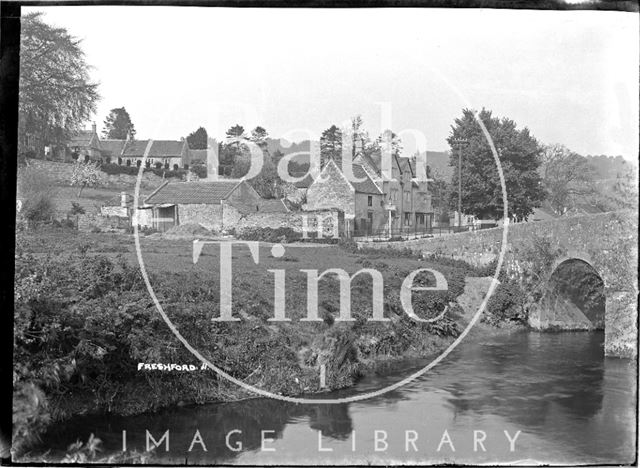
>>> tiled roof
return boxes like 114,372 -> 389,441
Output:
351,164 -> 383,194
100,139 -> 127,156
121,140 -> 151,157
69,130 -> 98,148
118,140 -> 186,158
259,199 -> 289,213
148,140 -> 186,157
396,156 -> 414,176
145,180 -> 241,205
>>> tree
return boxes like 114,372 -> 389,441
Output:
320,125 -> 342,168
541,144 -> 595,215
448,108 -> 544,221
18,13 -> 99,157
102,107 -> 136,140
226,124 -> 247,147
250,126 -> 269,147
70,161 -> 101,197
186,127 -> 208,150
376,129 -> 402,158
350,115 -> 370,156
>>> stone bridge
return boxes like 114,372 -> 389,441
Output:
363,210 -> 638,358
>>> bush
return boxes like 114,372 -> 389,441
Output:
17,167 -> 57,226
69,202 -> 85,216
483,279 -> 526,326
191,164 -> 207,179
236,226 -> 301,243
99,163 -> 185,179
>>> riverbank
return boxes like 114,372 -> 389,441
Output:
13,227 -> 526,457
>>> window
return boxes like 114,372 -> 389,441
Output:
416,213 -> 425,225
404,191 -> 411,203
404,213 -> 411,226
367,196 -> 373,207
390,189 -> 398,201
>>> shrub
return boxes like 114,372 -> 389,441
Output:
236,226 -> 301,243
17,167 -> 57,225
69,202 -> 85,215
155,162 -> 162,169
483,279 -> 526,326
191,164 -> 207,179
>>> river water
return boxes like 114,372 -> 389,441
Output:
37,331 -> 636,465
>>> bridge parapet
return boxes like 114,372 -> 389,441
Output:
361,211 -> 638,357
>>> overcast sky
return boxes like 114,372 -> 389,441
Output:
28,6 -> 638,160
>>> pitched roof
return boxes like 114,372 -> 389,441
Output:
145,180 -> 242,205
100,139 -> 128,156
148,140 -> 186,157
118,139 -> 186,158
122,140 -> 151,157
259,199 -> 289,213
354,152 -> 381,175
395,156 -> 414,177
351,164 -> 383,194
69,130 -> 99,148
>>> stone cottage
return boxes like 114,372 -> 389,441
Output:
68,123 -> 102,162
143,179 -> 285,232
305,159 -> 385,235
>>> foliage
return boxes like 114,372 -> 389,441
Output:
99,163 -> 185,179
541,144 -> 595,215
320,125 -> 343,168
186,126 -> 207,150
190,161 -> 207,179
19,13 -> 99,157
483,279 -> 526,326
17,167 -> 57,226
236,226 -> 302,243
102,107 -> 136,140
250,126 -> 269,148
376,129 -> 402,160
70,161 -> 101,196
69,202 -> 85,215
226,124 -> 247,147
448,108 -> 545,221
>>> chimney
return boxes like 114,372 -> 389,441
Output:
120,191 -> 127,208
92,122 -> 97,134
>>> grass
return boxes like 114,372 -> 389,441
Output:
14,225 -> 482,456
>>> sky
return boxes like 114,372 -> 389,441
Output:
27,6 -> 639,160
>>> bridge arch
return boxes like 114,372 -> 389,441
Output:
529,257 -> 606,333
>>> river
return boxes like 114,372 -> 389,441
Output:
36,331 -> 636,465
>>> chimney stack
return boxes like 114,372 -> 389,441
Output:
92,122 -> 97,134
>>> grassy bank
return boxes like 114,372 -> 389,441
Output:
13,226 -> 524,456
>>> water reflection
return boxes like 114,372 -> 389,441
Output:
36,331 -> 636,464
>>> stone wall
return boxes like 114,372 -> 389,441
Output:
101,206 -> 128,217
178,204 -> 224,231
364,210 -> 638,357
78,212 -> 130,232
232,209 -> 344,238
26,159 -> 166,189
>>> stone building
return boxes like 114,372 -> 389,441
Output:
143,179 -> 286,232
305,159 -> 386,235
303,153 -> 434,236
68,123 -> 102,162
